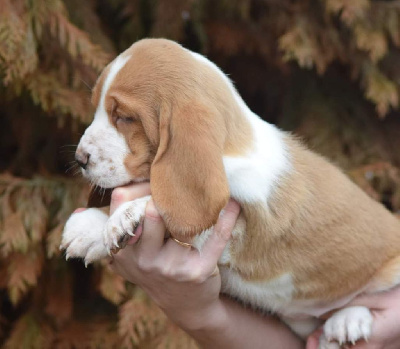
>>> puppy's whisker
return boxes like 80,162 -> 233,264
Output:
60,144 -> 78,148
59,150 -> 78,155
81,78 -> 92,91
66,162 -> 80,174
101,183 -> 108,202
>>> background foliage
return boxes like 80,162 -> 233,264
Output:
1,0 -> 400,347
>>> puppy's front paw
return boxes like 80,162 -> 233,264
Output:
104,196 -> 151,254
319,306 -> 373,348
61,208 -> 109,265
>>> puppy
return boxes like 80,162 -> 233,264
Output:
61,38 -> 400,348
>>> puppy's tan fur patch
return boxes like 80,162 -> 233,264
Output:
231,137 -> 400,301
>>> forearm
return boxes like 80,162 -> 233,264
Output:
181,296 -> 304,349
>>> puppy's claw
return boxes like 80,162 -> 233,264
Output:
111,246 -> 120,254
113,236 -> 119,248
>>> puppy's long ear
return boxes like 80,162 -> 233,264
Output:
150,101 -> 230,237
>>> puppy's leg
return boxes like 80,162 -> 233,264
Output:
103,196 -> 151,254
319,306 -> 373,348
60,207 -> 109,265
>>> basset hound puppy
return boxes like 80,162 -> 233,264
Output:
61,38 -> 400,348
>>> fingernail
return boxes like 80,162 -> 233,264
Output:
225,199 -> 241,214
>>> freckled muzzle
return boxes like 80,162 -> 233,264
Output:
74,119 -> 134,188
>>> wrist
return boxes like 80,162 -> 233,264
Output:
169,298 -> 229,334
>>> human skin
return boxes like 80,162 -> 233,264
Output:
108,183 -> 303,349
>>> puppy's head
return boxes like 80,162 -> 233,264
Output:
76,39 -> 251,236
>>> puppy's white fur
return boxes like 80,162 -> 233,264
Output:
78,55 -> 132,188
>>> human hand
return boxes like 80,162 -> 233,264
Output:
108,183 -> 241,331
306,286 -> 400,349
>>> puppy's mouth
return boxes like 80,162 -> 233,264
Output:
88,177 -> 150,190
81,167 -> 149,189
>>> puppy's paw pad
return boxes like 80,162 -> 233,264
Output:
104,196 -> 150,254
323,306 -> 372,345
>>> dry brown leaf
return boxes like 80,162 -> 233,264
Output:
4,313 -> 53,349
7,250 -> 44,305
46,223 -> 64,258
45,269 -> 73,326
119,290 -> 168,348
98,264 -> 126,305
0,211 -> 29,257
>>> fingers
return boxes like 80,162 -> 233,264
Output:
341,285 -> 400,311
306,328 -> 322,349
108,244 -> 141,282
110,182 -> 151,214
199,199 -> 240,273
137,199 -> 166,257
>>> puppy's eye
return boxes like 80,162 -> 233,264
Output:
115,115 -> 135,125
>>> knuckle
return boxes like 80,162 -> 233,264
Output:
217,227 -> 232,242
214,220 -> 236,241
191,274 -> 207,284
186,267 -> 206,283
111,188 -> 128,205
160,263 -> 177,279
162,268 -> 175,279
159,263 -> 184,281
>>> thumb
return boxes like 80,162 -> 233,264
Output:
306,328 -> 323,349
199,199 -> 241,271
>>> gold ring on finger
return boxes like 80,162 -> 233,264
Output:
171,237 -> 192,248
210,266 -> 219,277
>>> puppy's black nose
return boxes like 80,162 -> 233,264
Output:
75,151 -> 90,170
